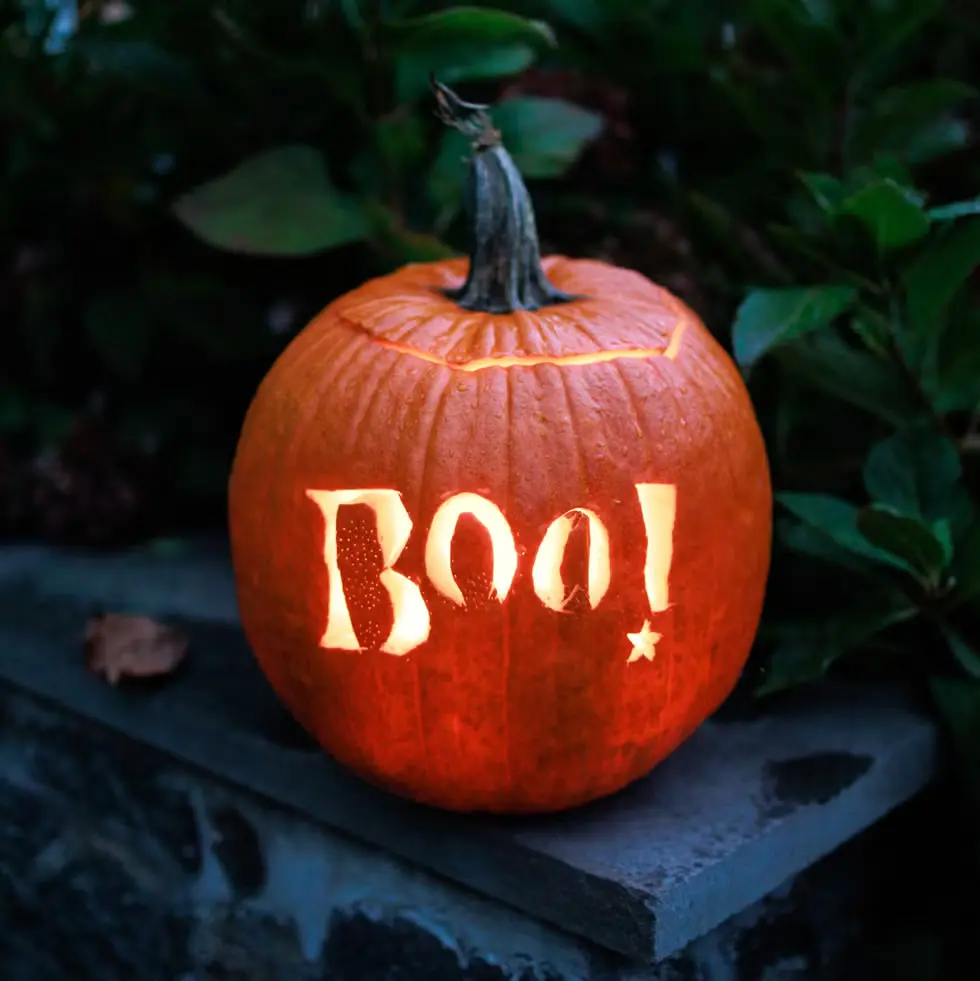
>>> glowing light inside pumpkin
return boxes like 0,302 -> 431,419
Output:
305,488 -> 431,655
305,481 -> 679,657
362,320 -> 686,372
531,508 -> 611,612
626,620 -> 661,664
636,483 -> 677,613
425,492 -> 518,605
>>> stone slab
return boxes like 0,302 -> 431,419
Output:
0,687 -> 602,981
0,543 -> 941,963
1,681 -> 897,981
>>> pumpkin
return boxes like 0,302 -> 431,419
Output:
228,79 -> 772,814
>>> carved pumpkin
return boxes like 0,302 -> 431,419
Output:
228,80 -> 772,814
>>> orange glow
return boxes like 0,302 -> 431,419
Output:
360,320 -> 686,372
626,620 -> 661,664
425,492 -> 518,605
305,481 -> 678,656
531,508 -> 611,612
306,489 -> 430,655
636,483 -> 677,613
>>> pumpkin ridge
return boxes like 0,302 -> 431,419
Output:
249,324 -> 355,531
407,364 -> 463,789
340,339 -> 413,459
442,310 -> 496,362
501,368 -> 515,797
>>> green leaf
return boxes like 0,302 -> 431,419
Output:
777,516 -> 887,579
758,601 -> 919,696
847,79 -> 976,165
386,7 -> 557,104
731,285 -> 857,368
774,331 -> 918,425
848,309 -> 894,358
928,199 -> 980,222
855,155 -> 916,189
856,504 -> 952,585
798,171 -> 845,213
491,97 -> 603,179
171,146 -> 370,256
839,179 -> 931,251
939,620 -> 980,680
862,424 -> 967,524
903,218 -> 980,340
777,492 -> 917,573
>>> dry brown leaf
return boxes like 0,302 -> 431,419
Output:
84,612 -> 189,685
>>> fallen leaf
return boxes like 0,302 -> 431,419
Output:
84,612 -> 188,685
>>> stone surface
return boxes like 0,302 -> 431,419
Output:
0,542 -> 941,967
0,690 -> 596,980
0,684 -> 916,981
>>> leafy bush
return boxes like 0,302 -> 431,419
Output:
3,0 -> 980,717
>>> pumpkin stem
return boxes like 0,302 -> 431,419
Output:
431,76 -> 579,314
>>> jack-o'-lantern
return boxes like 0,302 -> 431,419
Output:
228,80 -> 772,814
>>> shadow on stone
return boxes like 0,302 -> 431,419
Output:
763,752 -> 874,819
320,912 -> 553,981
254,704 -> 323,752
209,804 -> 267,899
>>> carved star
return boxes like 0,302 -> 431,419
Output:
626,620 -> 661,664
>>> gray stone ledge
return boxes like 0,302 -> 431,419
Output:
0,542 -> 941,965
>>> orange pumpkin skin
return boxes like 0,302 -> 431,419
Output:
228,253 -> 772,814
